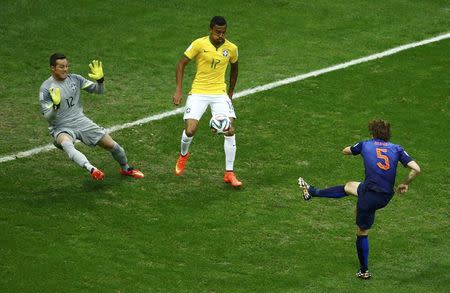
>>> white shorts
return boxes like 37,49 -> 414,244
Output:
183,94 -> 236,121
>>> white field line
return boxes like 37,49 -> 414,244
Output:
1,32 -> 449,164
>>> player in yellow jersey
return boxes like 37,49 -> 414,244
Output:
172,16 -> 242,187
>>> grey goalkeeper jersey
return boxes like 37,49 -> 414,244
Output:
39,74 -> 104,131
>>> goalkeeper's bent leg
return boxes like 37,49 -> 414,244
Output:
110,143 -> 129,171
60,140 -> 95,172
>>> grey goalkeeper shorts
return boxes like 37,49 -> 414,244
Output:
51,116 -> 107,148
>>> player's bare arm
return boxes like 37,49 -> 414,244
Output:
228,61 -> 238,99
342,146 -> 353,155
173,56 -> 190,106
397,160 -> 421,194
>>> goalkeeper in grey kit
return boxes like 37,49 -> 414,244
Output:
39,53 -> 144,180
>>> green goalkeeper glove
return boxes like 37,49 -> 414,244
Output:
88,60 -> 104,82
49,87 -> 61,109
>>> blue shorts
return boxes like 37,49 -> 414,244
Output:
356,183 -> 393,230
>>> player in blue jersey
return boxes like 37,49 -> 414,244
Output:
298,119 -> 420,279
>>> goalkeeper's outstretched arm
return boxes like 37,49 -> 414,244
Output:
82,81 -> 105,94
83,59 -> 105,94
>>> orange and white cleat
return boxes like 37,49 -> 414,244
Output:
91,168 -> 105,181
120,167 -> 144,179
175,152 -> 190,176
224,171 -> 243,187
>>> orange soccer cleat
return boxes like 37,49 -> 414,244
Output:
91,168 -> 105,181
120,167 -> 144,179
175,152 -> 190,176
224,171 -> 243,187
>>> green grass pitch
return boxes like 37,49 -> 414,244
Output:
0,0 -> 449,291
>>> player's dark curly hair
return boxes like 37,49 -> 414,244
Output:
369,119 -> 391,141
50,53 -> 66,66
210,16 -> 227,28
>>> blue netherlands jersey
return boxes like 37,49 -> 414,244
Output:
351,139 -> 413,195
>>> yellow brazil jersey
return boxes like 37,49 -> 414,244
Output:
184,36 -> 238,95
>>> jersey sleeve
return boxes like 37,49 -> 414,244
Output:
75,74 -> 104,94
230,45 -> 238,64
39,85 -> 52,113
39,84 -> 57,121
350,141 -> 363,155
184,39 -> 200,60
398,146 -> 413,166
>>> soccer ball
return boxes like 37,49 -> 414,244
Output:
209,114 -> 231,133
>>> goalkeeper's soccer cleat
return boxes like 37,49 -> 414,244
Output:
298,177 -> 311,200
175,152 -> 190,176
224,171 -> 243,187
356,270 -> 372,280
120,167 -> 144,179
91,168 -> 105,181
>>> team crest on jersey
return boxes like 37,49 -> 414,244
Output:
69,82 -> 77,93
222,50 -> 229,57
185,107 -> 191,113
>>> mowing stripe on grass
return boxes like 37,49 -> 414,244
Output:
1,32 -> 449,164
